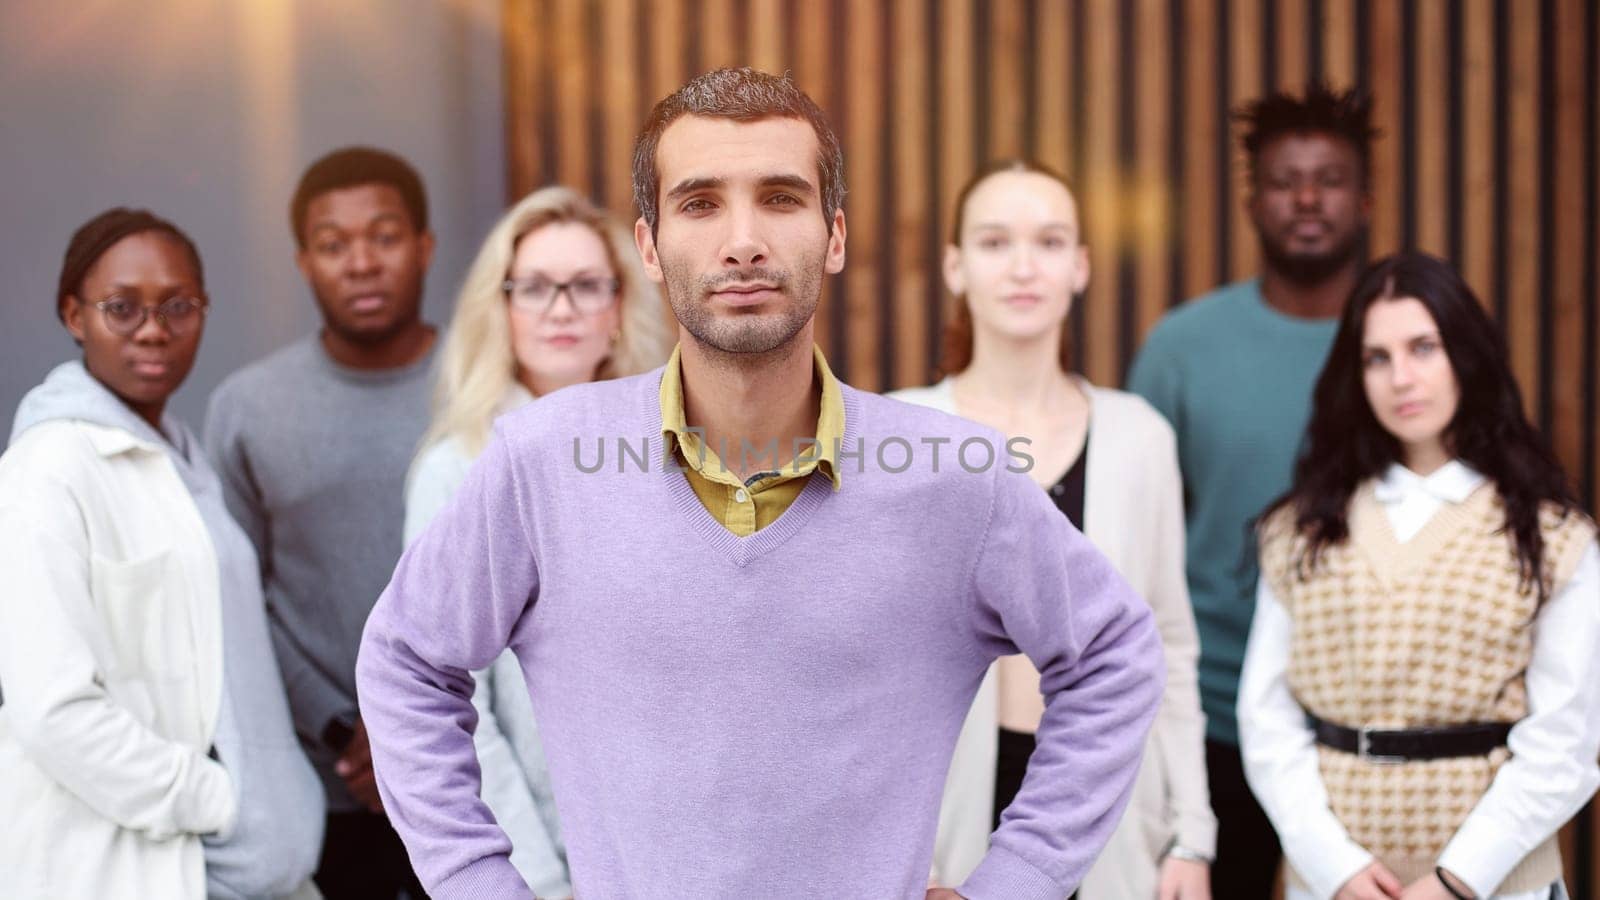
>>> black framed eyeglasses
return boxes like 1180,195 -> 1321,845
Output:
502,275 -> 619,314
93,296 -> 208,336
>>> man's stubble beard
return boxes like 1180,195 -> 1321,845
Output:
659,249 -> 824,359
315,268 -> 427,347
1258,225 -> 1367,287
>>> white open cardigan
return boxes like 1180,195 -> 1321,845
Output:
0,419 -> 236,900
889,377 -> 1215,899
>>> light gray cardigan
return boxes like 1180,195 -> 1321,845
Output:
890,377 -> 1215,900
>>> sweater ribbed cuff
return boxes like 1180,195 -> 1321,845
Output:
431,855 -> 536,900
957,844 -> 1071,900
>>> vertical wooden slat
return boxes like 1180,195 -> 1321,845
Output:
1034,0 -> 1072,175
988,0 -> 1027,160
1551,0 -> 1585,478
1276,0 -> 1308,91
503,0 -> 541,199
1462,0 -> 1496,307
1229,0 -> 1264,282
1322,0 -> 1357,88
1414,0 -> 1449,256
1506,3 -> 1540,405
1134,0 -> 1172,343
1367,0 -> 1403,256
892,0 -> 931,389
601,0 -> 640,215
792,0 -> 833,358
747,0 -> 784,74
699,0 -> 739,71
1083,0 -> 1120,386
844,1 -> 883,391
1182,0 -> 1220,302
552,0 -> 590,191
1587,0 -> 1600,525
650,0 -> 688,108
937,0 -> 977,363
498,1 -> 1600,569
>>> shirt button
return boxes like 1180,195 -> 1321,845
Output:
735,488 -> 749,503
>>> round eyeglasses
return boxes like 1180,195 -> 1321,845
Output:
94,296 -> 208,337
502,275 -> 619,314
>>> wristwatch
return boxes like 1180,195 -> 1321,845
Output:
1165,843 -> 1214,864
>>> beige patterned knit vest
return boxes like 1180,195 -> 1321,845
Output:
1259,481 -> 1595,894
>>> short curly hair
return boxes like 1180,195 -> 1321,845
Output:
1234,83 -> 1379,185
290,146 -> 429,249
632,67 -> 845,237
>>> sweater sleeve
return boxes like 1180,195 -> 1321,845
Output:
1435,541 -> 1600,897
203,389 -> 351,747
957,467 -> 1165,900
1125,326 -> 1183,435
0,447 -> 236,841
1145,421 -> 1217,856
404,441 -> 571,897
356,430 -> 541,900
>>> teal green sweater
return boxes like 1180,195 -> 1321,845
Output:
1126,279 -> 1337,744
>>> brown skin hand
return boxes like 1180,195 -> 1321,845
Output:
333,717 -> 384,813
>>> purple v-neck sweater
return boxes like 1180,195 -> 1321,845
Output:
357,369 -> 1163,900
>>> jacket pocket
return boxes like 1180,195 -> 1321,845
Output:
90,550 -> 187,680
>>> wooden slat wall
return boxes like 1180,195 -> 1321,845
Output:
504,1 -> 1600,881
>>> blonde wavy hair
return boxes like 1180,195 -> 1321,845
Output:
421,185 -> 674,456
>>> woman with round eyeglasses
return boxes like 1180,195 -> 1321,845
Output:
402,184 -> 673,898
0,208 -> 324,899
1241,253 -> 1599,900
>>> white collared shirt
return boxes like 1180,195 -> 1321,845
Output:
1238,461 -> 1600,899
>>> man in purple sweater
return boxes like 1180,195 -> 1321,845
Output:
356,67 -> 1163,900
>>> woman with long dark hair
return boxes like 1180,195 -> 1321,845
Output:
1239,252 -> 1599,900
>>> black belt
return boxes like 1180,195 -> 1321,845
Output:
1308,713 -> 1512,763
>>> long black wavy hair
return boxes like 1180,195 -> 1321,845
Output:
1262,251 -> 1583,603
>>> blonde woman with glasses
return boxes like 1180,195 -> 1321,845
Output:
401,185 -> 673,898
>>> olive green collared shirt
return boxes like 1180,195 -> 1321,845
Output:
659,344 -> 844,536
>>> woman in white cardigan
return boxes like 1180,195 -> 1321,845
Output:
892,161 -> 1215,900
402,185 -> 674,898
0,210 -> 323,899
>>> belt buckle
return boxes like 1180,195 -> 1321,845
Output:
1358,726 -> 1405,765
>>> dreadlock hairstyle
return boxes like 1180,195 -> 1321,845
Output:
57,208 -> 204,324
1260,252 -> 1585,605
1234,83 -> 1380,186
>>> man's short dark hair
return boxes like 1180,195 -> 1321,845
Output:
632,67 -> 845,236
1234,83 -> 1379,185
289,146 -> 429,248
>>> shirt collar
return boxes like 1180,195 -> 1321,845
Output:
1374,459 -> 1485,505
658,343 -> 845,490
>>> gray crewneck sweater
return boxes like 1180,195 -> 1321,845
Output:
204,334 -> 436,810
10,361 -> 324,898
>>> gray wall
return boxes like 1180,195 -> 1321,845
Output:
0,0 -> 506,427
